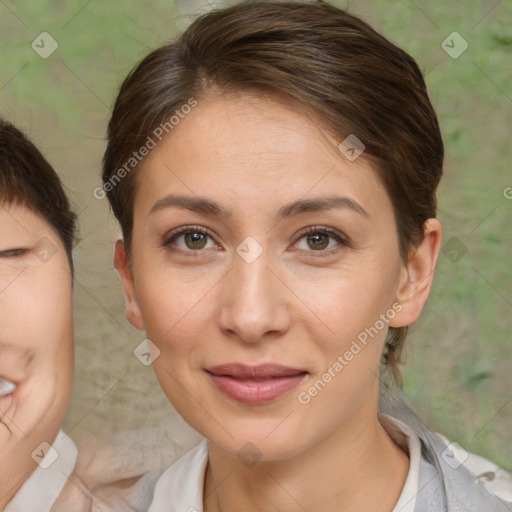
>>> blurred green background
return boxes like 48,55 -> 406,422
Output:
1,0 -> 511,470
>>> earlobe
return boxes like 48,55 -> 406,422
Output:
113,240 -> 145,331
389,218 -> 443,328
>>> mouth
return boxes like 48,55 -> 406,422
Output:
0,376 -> 17,433
0,377 -> 17,398
205,363 -> 308,404
0,345 -> 32,421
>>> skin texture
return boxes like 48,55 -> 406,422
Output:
115,93 -> 442,512
0,203 -> 73,509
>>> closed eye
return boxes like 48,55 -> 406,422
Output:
0,248 -> 29,258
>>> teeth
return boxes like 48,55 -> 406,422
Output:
0,377 -> 16,397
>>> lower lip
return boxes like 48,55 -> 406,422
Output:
207,372 -> 307,404
0,381 -> 22,414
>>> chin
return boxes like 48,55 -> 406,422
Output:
204,415 -> 310,461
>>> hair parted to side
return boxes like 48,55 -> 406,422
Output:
102,0 -> 444,386
0,118 -> 77,273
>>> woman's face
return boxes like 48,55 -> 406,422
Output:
116,93 -> 433,460
0,203 -> 73,498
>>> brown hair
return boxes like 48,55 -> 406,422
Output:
102,0 -> 444,385
0,118 -> 76,273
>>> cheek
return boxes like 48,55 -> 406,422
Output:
3,270 -> 73,356
292,276 -> 392,415
0,268 -> 73,438
136,262 -> 217,348
293,264 -> 398,341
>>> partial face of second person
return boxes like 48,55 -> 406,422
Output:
0,203 -> 73,506
115,92 -> 441,461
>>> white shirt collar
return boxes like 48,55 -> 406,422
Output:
4,430 -> 78,512
148,414 -> 423,512
379,413 -> 424,512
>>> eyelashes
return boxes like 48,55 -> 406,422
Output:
293,226 -> 348,254
163,226 -> 215,252
162,225 -> 350,257
0,248 -> 29,258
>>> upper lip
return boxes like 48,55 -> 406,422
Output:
206,363 -> 308,379
0,344 -> 33,383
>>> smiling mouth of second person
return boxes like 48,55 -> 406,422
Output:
0,376 -> 18,434
0,344 -> 33,403
0,377 -> 17,397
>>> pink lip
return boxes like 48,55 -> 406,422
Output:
206,364 -> 308,404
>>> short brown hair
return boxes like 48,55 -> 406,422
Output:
102,1 -> 444,385
0,118 -> 76,272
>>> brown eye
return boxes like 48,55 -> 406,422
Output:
294,227 -> 348,255
183,231 -> 208,250
163,226 -> 217,253
305,232 -> 330,250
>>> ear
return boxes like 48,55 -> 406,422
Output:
113,240 -> 145,331
389,218 -> 443,328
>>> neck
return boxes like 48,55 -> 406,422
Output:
204,409 -> 409,512
0,448 -> 35,509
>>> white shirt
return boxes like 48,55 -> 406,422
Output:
148,414 -> 426,512
4,430 -> 77,512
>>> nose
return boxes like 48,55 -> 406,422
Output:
217,242 -> 291,344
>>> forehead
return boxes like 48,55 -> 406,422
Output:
0,202 -> 50,235
156,93 -> 340,172
132,93 -> 391,221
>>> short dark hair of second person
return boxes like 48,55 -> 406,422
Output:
0,118 -> 76,273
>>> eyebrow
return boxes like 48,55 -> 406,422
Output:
149,194 -> 369,221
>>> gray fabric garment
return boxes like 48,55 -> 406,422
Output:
379,386 -> 512,512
